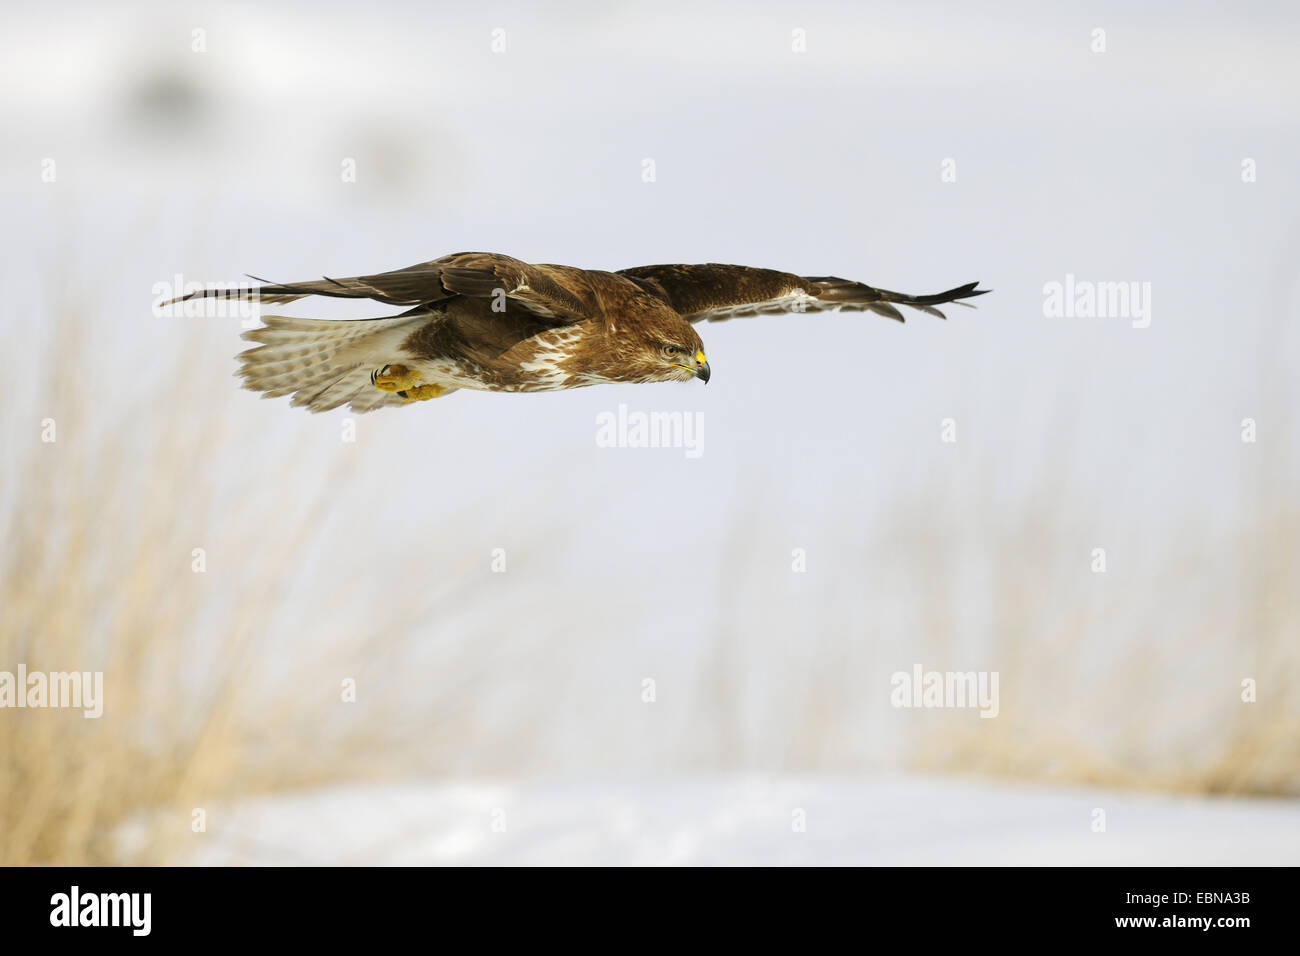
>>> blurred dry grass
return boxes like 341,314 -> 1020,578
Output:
3,319 -> 348,863
694,438 -> 1300,796
0,305 -> 553,864
901,485 -> 1300,796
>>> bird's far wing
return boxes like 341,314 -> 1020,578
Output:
617,263 -> 989,323
160,252 -> 597,324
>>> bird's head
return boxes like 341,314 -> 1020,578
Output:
610,305 -> 710,384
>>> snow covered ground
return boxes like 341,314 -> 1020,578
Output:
173,776 -> 1300,866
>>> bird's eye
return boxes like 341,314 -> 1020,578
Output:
663,345 -> 683,357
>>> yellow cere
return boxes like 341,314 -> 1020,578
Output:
695,351 -> 707,364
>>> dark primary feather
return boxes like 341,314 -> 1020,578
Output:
807,278 -> 989,321
159,252 -> 599,323
619,263 -> 989,323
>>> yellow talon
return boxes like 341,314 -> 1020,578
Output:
371,363 -> 423,392
398,383 -> 447,402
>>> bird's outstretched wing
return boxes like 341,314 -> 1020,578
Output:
617,263 -> 989,323
160,252 -> 597,323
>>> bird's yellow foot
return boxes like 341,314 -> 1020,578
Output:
370,363 -> 423,392
396,383 -> 447,402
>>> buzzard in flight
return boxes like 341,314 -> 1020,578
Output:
166,253 -> 988,412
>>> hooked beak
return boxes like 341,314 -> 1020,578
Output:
693,349 -> 710,384
672,349 -> 711,383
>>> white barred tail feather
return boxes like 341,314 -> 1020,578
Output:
237,313 -> 442,413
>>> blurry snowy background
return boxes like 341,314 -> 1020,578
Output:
2,0 -> 1298,864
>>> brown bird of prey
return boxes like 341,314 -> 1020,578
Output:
166,252 -> 988,413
